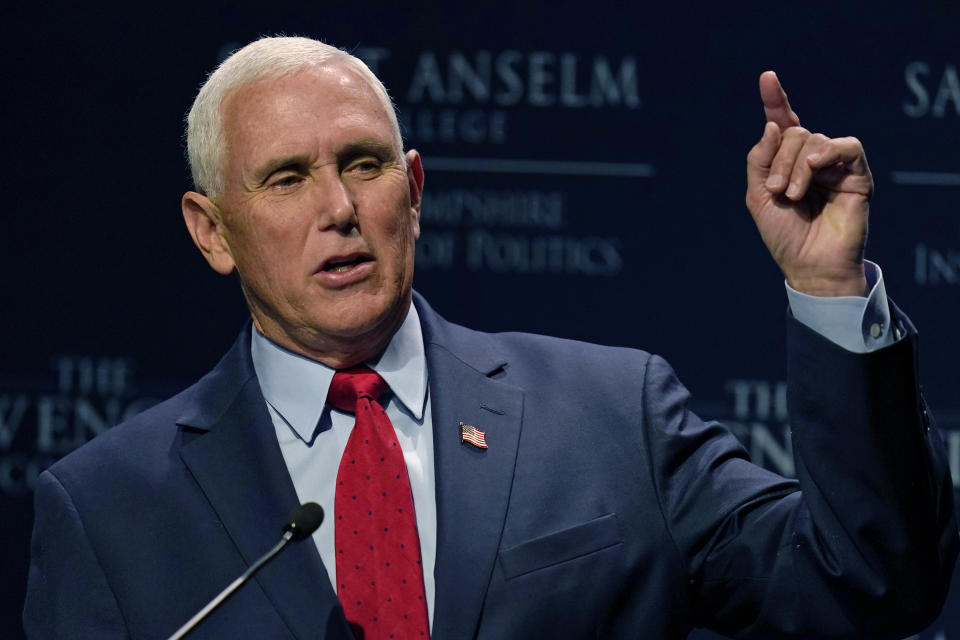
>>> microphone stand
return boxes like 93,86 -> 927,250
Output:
166,531 -> 295,640
165,502 -> 323,640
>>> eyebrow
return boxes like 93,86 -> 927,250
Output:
338,139 -> 398,162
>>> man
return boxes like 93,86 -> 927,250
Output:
24,36 -> 957,639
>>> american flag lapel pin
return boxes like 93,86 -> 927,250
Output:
459,421 -> 488,449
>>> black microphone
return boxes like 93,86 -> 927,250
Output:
284,502 -> 325,541
166,503 -> 324,640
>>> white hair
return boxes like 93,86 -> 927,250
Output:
185,36 -> 403,200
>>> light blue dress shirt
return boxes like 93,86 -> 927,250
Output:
251,305 -> 437,626
250,268 -> 896,630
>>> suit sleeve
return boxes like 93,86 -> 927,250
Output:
24,469 -> 129,639
645,306 -> 958,638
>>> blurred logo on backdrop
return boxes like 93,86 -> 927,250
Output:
915,243 -> 960,287
903,61 -> 959,119
893,60 -> 960,288
0,357 -> 165,496
358,48 -> 642,144
351,46 -> 650,278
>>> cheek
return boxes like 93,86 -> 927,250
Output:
227,211 -> 310,280
394,212 -> 420,264
374,214 -> 417,287
360,190 -> 417,250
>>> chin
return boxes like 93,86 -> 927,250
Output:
318,297 -> 406,339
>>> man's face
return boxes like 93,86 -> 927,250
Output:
206,64 -> 423,365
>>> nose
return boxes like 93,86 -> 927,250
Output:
313,168 -> 357,232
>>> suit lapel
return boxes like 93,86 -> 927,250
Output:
177,328 -> 351,639
416,296 -> 524,639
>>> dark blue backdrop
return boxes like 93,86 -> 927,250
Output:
3,2 -> 957,637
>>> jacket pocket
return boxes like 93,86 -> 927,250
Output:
499,513 -> 621,579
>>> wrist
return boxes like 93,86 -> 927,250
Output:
786,268 -> 868,297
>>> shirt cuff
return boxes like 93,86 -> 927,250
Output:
785,261 -> 901,353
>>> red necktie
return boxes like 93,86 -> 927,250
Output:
329,367 -> 430,639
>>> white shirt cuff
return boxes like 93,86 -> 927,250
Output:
786,261 -> 901,353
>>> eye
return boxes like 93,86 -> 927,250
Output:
269,174 -> 304,190
344,157 -> 383,176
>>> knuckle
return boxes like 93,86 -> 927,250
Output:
769,157 -> 787,173
783,126 -> 809,141
835,135 -> 861,149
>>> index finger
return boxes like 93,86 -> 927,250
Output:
759,70 -> 801,130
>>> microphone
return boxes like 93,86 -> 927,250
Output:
284,502 -> 325,541
166,503 -> 324,640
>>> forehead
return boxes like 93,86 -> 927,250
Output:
221,64 -> 398,165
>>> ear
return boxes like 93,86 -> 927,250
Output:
405,149 -> 424,239
181,191 -> 237,275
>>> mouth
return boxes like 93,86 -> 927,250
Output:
314,251 -> 376,289
317,253 -> 375,276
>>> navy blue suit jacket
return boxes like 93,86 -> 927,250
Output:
24,294 -> 958,638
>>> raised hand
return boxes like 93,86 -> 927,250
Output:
745,71 -> 873,297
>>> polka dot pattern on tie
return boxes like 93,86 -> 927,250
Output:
330,367 -> 430,640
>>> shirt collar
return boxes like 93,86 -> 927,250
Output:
250,303 -> 427,442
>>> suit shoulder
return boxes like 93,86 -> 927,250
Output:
495,330 -> 651,368
416,291 -> 662,379
44,382 -> 198,488
456,322 -> 661,389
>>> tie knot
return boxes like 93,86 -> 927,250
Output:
327,366 -> 388,413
